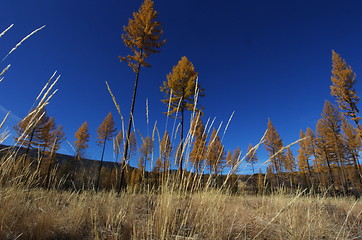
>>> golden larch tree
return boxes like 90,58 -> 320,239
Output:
330,50 -> 361,130
206,129 -> 225,177
114,130 -> 123,162
14,108 -> 49,164
45,124 -> 65,189
297,129 -> 313,188
138,136 -> 153,184
189,115 -> 207,174
96,112 -> 117,191
161,56 -> 204,173
264,118 -> 285,183
341,117 -> 362,184
315,101 -> 348,191
157,131 -> 172,173
245,144 -> 258,174
74,121 -> 90,159
120,0 -> 165,176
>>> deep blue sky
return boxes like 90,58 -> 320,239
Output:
1,0 -> 362,172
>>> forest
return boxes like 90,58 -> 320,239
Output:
0,0 -> 361,239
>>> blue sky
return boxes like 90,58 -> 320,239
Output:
1,0 -> 362,173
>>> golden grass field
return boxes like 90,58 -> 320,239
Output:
0,185 -> 361,240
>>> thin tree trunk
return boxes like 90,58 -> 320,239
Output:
179,106 -> 184,182
96,136 -> 107,191
23,128 -> 35,167
119,51 -> 144,192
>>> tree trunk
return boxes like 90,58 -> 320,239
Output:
96,136 -> 107,191
119,51 -> 144,192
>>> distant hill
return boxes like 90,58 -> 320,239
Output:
0,144 -> 127,170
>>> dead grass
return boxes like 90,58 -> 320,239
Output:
0,186 -> 360,240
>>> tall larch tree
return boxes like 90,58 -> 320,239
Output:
245,144 -> 258,174
189,115 -> 207,174
330,50 -> 361,131
96,112 -> 117,191
120,0 -> 165,179
74,121 -> 90,159
161,56 -> 204,173
264,118 -> 285,184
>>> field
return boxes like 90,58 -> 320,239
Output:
0,185 -> 361,239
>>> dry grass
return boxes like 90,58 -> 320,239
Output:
0,186 -> 360,240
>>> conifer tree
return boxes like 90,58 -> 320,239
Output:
341,118 -> 362,183
315,101 -> 348,191
189,115 -> 207,174
74,121 -> 90,159
157,131 -> 172,172
245,144 -> 258,174
264,118 -> 285,184
139,136 -> 153,184
226,150 -> 233,169
284,148 -> 296,172
231,147 -> 241,173
206,129 -> 225,177
330,51 -> 361,130
96,112 -> 117,190
114,130 -> 123,162
14,109 -> 49,164
161,56 -> 204,173
38,117 -> 57,152
45,124 -> 65,188
297,129 -> 314,187
120,0 -> 165,180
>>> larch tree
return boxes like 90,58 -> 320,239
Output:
315,101 -> 347,191
114,130 -> 123,162
226,150 -> 233,169
284,148 -> 296,187
160,56 -> 204,173
245,144 -> 258,174
231,147 -> 241,174
341,118 -> 362,183
330,50 -> 361,131
120,0 -> 165,183
206,129 -> 225,178
315,119 -> 336,190
297,130 -> 313,174
189,115 -> 207,174
73,121 -> 90,183
14,108 -> 49,164
229,147 -> 241,193
74,121 -> 90,159
157,131 -> 172,173
45,124 -> 65,189
284,148 -> 296,172
264,118 -> 285,184
96,112 -> 117,191
139,136 -> 153,183
38,117 -> 57,152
